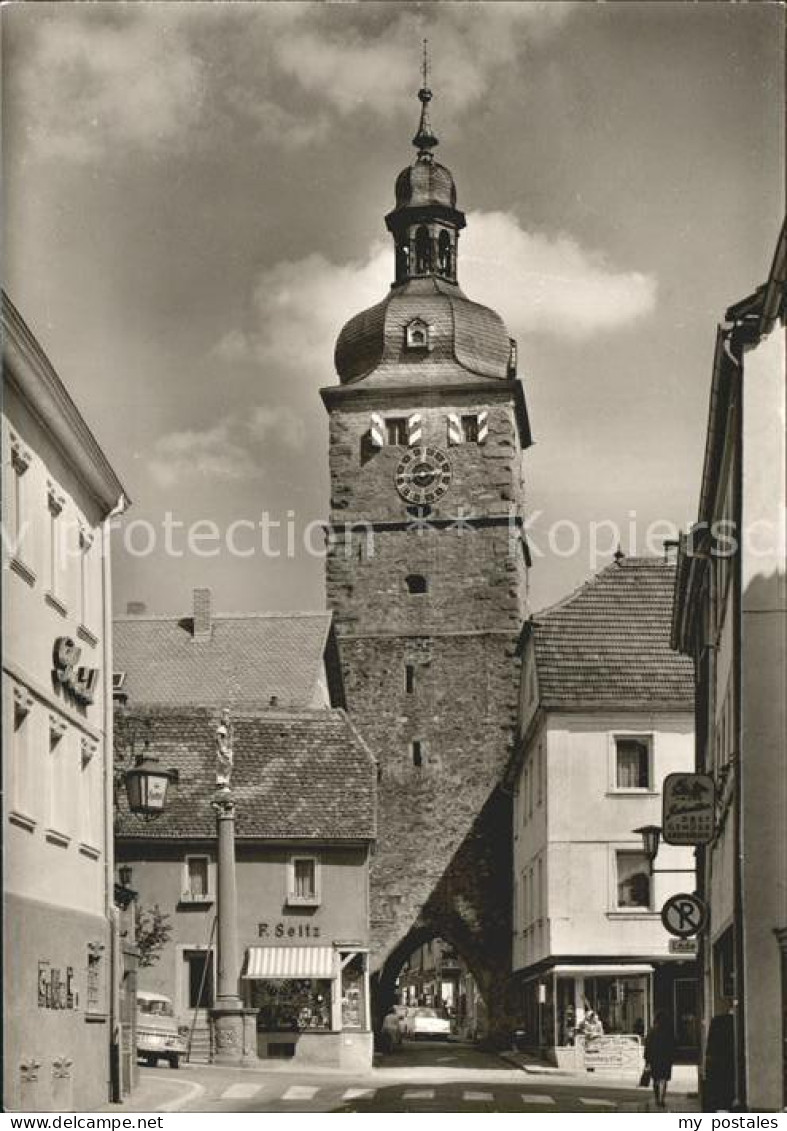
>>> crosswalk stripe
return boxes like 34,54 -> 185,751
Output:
521,1094 -> 556,1105
282,1085 -> 318,1101
580,1098 -> 617,1107
342,1088 -> 375,1101
463,1091 -> 493,1102
403,1089 -> 435,1100
220,1083 -> 263,1100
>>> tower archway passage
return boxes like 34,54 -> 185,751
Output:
322,74 -> 533,1045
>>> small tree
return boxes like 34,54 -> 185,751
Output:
135,904 -> 173,969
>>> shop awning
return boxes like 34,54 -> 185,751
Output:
243,946 -> 335,979
550,964 -> 654,977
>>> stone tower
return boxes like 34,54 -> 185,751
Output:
321,75 -> 533,1029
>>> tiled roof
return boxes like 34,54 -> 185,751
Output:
530,557 -> 694,709
115,707 -> 376,841
113,612 -> 335,710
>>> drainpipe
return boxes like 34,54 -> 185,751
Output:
102,496 -> 127,1101
731,341 -> 747,1110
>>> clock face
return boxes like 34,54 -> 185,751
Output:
395,446 -> 453,505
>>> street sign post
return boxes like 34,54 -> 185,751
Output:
662,772 -> 716,845
661,892 -> 708,938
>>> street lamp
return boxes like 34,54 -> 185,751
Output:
115,707 -> 178,818
634,824 -> 662,870
124,754 -> 177,816
633,824 -> 695,876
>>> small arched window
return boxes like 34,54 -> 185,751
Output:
438,230 -> 452,278
414,226 -> 432,274
396,241 -> 409,281
405,574 -> 428,595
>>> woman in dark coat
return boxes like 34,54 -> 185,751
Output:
644,1011 -> 676,1109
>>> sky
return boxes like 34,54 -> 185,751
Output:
3,0 -> 784,618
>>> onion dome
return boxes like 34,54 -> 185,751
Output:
394,160 -> 457,211
334,277 -> 514,386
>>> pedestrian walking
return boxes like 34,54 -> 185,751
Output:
644,1010 -> 676,1109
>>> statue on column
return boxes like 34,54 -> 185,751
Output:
215,708 -> 233,791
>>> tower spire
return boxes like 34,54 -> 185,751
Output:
412,38 -> 438,159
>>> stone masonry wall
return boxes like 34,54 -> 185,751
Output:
325,384 -> 528,1035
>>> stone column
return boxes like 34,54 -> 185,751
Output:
210,792 -> 257,1065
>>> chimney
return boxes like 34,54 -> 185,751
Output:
193,587 -> 212,641
126,600 -> 147,616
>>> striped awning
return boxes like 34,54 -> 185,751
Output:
243,946 -> 335,979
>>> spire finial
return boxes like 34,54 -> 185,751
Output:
413,38 -> 438,159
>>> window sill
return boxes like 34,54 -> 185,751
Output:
45,591 -> 68,618
9,557 -> 37,587
78,842 -> 101,860
178,895 -> 215,907
45,828 -> 72,848
607,910 -> 658,919
286,897 -> 321,909
606,789 -> 658,797
8,809 -> 37,832
77,624 -> 99,648
84,1013 -> 108,1024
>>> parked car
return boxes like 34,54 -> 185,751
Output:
136,990 -> 187,1068
404,1006 -> 452,1041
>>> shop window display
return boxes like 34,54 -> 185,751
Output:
251,979 -> 332,1032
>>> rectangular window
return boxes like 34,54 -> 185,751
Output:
615,736 -> 651,789
80,739 -> 100,850
48,718 -> 70,838
536,744 -> 544,806
79,527 -> 95,632
183,855 -> 211,901
385,418 -> 409,446
461,415 -> 480,443
616,851 -> 652,909
411,740 -> 423,768
405,664 -> 415,694
522,766 -> 529,825
288,855 -> 320,905
7,434 -> 34,576
47,482 -> 66,607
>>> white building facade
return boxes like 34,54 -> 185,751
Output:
672,218 -> 786,1111
2,295 -> 127,1111
509,557 -> 697,1067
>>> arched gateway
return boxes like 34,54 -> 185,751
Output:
321,76 -> 533,1041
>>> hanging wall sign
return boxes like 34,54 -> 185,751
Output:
662,772 -> 716,845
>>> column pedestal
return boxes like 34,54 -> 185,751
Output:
211,1004 -> 259,1066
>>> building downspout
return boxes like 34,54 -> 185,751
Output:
732,349 -> 747,1111
102,497 -> 127,1101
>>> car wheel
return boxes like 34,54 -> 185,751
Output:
168,1056 -> 180,1069
144,1055 -> 157,1068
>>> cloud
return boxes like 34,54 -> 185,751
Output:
463,212 -> 658,338
9,2 -> 573,161
10,7 -> 205,162
148,407 -> 305,488
272,3 -> 573,119
215,211 -> 657,392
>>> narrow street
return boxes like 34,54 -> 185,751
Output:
145,1040 -> 697,1114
